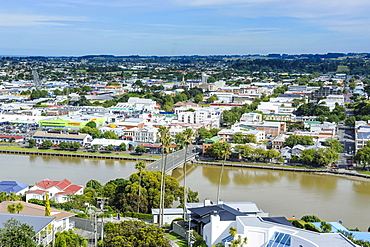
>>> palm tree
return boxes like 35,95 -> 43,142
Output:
45,192 -> 51,217
182,128 -> 195,219
158,126 -> 172,227
229,227 -> 247,247
216,142 -> 231,203
135,161 -> 146,213
7,204 -> 16,214
15,202 -> 24,214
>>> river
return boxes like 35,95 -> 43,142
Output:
1,154 -> 370,230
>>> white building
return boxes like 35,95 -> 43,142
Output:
192,205 -> 357,247
26,179 -> 83,204
217,127 -> 265,143
133,126 -> 158,143
176,107 -> 222,128
32,131 -> 92,146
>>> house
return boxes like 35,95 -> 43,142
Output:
0,201 -> 75,232
188,204 -> 357,247
0,212 -> 55,246
0,181 -> 29,195
0,135 -> 24,143
26,179 -> 83,203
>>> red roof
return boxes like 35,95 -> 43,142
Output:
36,179 -> 72,190
26,189 -> 45,195
0,135 -> 23,140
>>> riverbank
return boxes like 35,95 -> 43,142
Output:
193,160 -> 370,180
0,146 -> 160,162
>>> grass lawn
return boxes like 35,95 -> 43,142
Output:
165,232 -> 183,241
358,171 -> 370,175
202,160 -> 321,169
0,145 -> 161,159
176,240 -> 188,247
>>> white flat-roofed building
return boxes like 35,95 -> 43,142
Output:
240,112 -> 262,122
32,131 -> 92,146
217,127 -> 265,143
176,107 -> 222,128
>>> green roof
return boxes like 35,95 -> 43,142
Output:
204,136 -> 222,144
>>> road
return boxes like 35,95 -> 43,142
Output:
146,146 -> 198,173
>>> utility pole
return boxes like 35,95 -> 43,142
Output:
94,213 -> 98,247
97,197 -> 109,243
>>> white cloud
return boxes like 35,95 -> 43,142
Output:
0,13 -> 86,27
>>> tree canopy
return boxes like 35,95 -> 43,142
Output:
0,218 -> 37,247
102,220 -> 168,247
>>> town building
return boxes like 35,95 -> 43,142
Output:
32,131 -> 92,146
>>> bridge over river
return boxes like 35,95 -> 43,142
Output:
146,148 -> 198,173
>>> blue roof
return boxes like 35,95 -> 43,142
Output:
0,181 -> 28,193
351,231 -> 370,242
0,213 -> 55,234
311,222 -> 349,233
357,132 -> 370,140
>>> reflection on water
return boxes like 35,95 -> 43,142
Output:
173,164 -> 370,231
0,154 -> 141,185
2,154 -> 370,231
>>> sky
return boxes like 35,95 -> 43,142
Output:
0,0 -> 370,56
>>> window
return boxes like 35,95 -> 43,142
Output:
266,232 -> 291,247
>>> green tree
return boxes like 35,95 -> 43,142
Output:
119,142 -> 127,151
301,215 -> 321,222
345,116 -> 356,127
320,221 -> 332,233
28,139 -> 36,148
6,204 -> 16,214
0,218 -> 38,247
229,226 -> 247,247
79,126 -> 102,139
323,138 -> 343,153
15,202 -> 24,214
231,132 -> 245,144
58,142 -> 69,150
349,82 -> 356,90
103,131 -> 118,140
85,121 -> 97,128
283,135 -> 301,148
105,145 -> 115,152
244,134 -> 257,144
206,94 -> 218,103
86,180 -> 103,191
135,161 -> 146,213
198,127 -> 212,140
102,220 -> 168,247
354,145 -> 370,169
41,140 -> 53,149
55,230 -> 88,247
194,94 -> 203,103
135,146 -> 147,153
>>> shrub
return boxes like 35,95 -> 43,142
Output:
304,223 -> 322,233
291,220 -> 305,229
301,215 -> 321,222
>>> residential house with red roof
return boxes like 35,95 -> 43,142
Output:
26,179 -> 83,203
